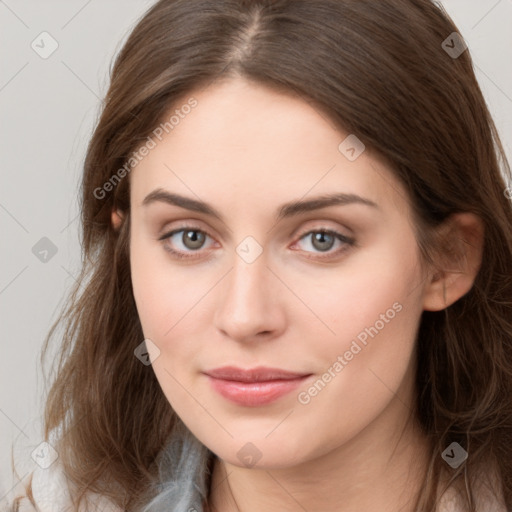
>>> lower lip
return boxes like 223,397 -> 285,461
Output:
206,375 -> 311,407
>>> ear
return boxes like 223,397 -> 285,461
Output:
111,209 -> 124,230
422,212 -> 484,311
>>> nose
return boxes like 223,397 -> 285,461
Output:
213,249 -> 285,343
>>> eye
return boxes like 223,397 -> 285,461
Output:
291,229 -> 356,260
158,225 -> 355,262
158,225 -> 216,259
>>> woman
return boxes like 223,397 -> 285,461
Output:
7,0 -> 512,511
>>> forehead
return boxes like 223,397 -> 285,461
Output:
129,77 -> 409,219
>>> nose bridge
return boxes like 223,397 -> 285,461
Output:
214,241 -> 281,340
224,231 -> 268,295
224,244 -> 269,310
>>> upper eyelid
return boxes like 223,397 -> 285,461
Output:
154,205 -> 361,243
158,217 -> 353,237
157,220 -> 212,239
159,224 -> 354,250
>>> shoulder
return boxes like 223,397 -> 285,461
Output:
437,466 -> 507,512
4,461 -> 123,512
438,487 -> 507,512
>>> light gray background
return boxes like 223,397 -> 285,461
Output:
1,0 -> 511,504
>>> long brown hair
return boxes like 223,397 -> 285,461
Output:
10,0 -> 512,510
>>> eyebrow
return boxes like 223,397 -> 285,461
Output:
142,188 -> 379,222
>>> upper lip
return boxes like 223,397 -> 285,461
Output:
204,366 -> 311,383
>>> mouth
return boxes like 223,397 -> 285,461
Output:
203,366 -> 313,407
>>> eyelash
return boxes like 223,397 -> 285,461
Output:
158,224 -> 356,261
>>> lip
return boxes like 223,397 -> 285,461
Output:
203,366 -> 312,407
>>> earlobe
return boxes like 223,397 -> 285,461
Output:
111,209 -> 124,230
422,213 -> 484,311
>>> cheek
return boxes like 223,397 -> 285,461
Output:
295,233 -> 422,374
129,235 -> 207,406
130,230 -> 198,340
295,235 -> 423,425
289,228 -> 422,344
129,229 -> 221,397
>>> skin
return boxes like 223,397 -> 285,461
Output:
120,77 -> 484,511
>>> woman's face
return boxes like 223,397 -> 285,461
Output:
129,77 -> 431,469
